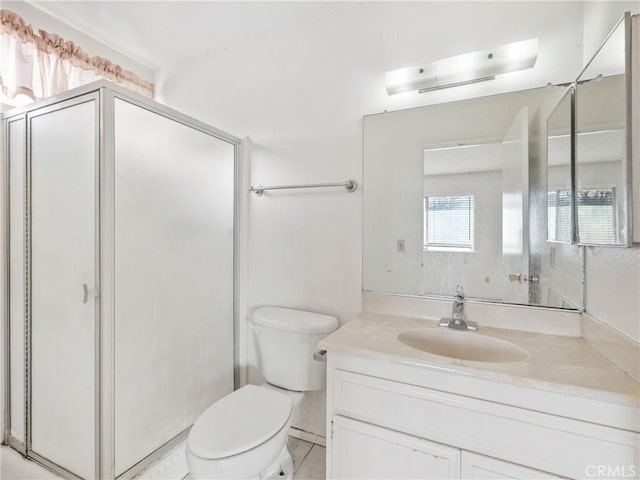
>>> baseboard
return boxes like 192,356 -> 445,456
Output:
288,427 -> 326,447
582,312 -> 640,383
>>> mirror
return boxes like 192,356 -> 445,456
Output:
363,86 -> 585,310
547,87 -> 575,244
575,13 -> 631,246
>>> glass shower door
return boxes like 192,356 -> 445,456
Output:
113,98 -> 235,475
29,96 -> 98,479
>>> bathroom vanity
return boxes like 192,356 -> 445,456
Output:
320,313 -> 640,479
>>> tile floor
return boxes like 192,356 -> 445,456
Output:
288,437 -> 326,479
0,446 -> 61,480
1,438 -> 326,480
182,437 -> 324,480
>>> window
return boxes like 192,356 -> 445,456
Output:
425,195 -> 475,251
548,188 -> 616,244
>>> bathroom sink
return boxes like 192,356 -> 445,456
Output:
397,328 -> 529,363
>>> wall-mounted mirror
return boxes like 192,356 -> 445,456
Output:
547,86 -> 575,244
575,12 -> 632,246
363,86 -> 585,310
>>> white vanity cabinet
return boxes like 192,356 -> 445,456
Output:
325,351 -> 639,480
331,415 -> 555,479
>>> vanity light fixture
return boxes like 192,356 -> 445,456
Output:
385,38 -> 538,95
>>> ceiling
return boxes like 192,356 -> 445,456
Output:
27,1 -> 359,71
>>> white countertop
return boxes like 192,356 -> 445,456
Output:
319,312 -> 640,410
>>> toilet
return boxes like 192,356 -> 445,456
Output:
186,306 -> 339,479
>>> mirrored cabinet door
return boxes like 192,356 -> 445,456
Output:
575,12 -> 632,246
546,87 -> 574,244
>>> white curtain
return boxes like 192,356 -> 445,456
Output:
0,9 -> 153,101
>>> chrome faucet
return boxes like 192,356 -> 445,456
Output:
452,284 -> 465,321
439,285 -> 478,331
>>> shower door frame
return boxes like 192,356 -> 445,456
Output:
28,92 -> 101,480
1,81 -> 244,480
2,92 -> 101,479
2,111 -> 27,456
100,85 -> 244,480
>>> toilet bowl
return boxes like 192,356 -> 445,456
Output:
186,306 -> 338,479
187,384 -> 294,479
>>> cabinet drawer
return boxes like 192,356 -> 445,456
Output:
333,370 -> 639,479
462,451 -> 562,479
332,415 -> 460,479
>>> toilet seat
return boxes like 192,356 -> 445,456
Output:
188,384 -> 292,460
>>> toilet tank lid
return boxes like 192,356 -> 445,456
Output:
253,306 -> 338,334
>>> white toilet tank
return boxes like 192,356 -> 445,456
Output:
252,306 -> 338,391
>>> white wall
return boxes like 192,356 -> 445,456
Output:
585,247 -> 640,341
158,2 -> 585,437
583,1 -> 640,64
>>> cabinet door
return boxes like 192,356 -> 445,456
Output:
332,416 -> 460,479
462,451 -> 562,479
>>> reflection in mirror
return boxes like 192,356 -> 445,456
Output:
576,13 -> 631,246
363,87 -> 585,310
423,142 -> 502,300
547,87 -> 574,244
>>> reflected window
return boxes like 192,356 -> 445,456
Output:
425,195 -> 475,251
547,190 -> 572,243
548,188 -> 616,244
577,188 -> 617,244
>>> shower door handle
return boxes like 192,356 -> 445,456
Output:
82,284 -> 100,303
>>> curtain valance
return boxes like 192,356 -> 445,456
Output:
0,9 -> 154,101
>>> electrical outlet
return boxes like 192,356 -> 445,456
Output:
397,239 -> 405,252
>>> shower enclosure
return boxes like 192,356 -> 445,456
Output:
2,81 -> 240,479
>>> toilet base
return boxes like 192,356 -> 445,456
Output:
261,444 -> 293,480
